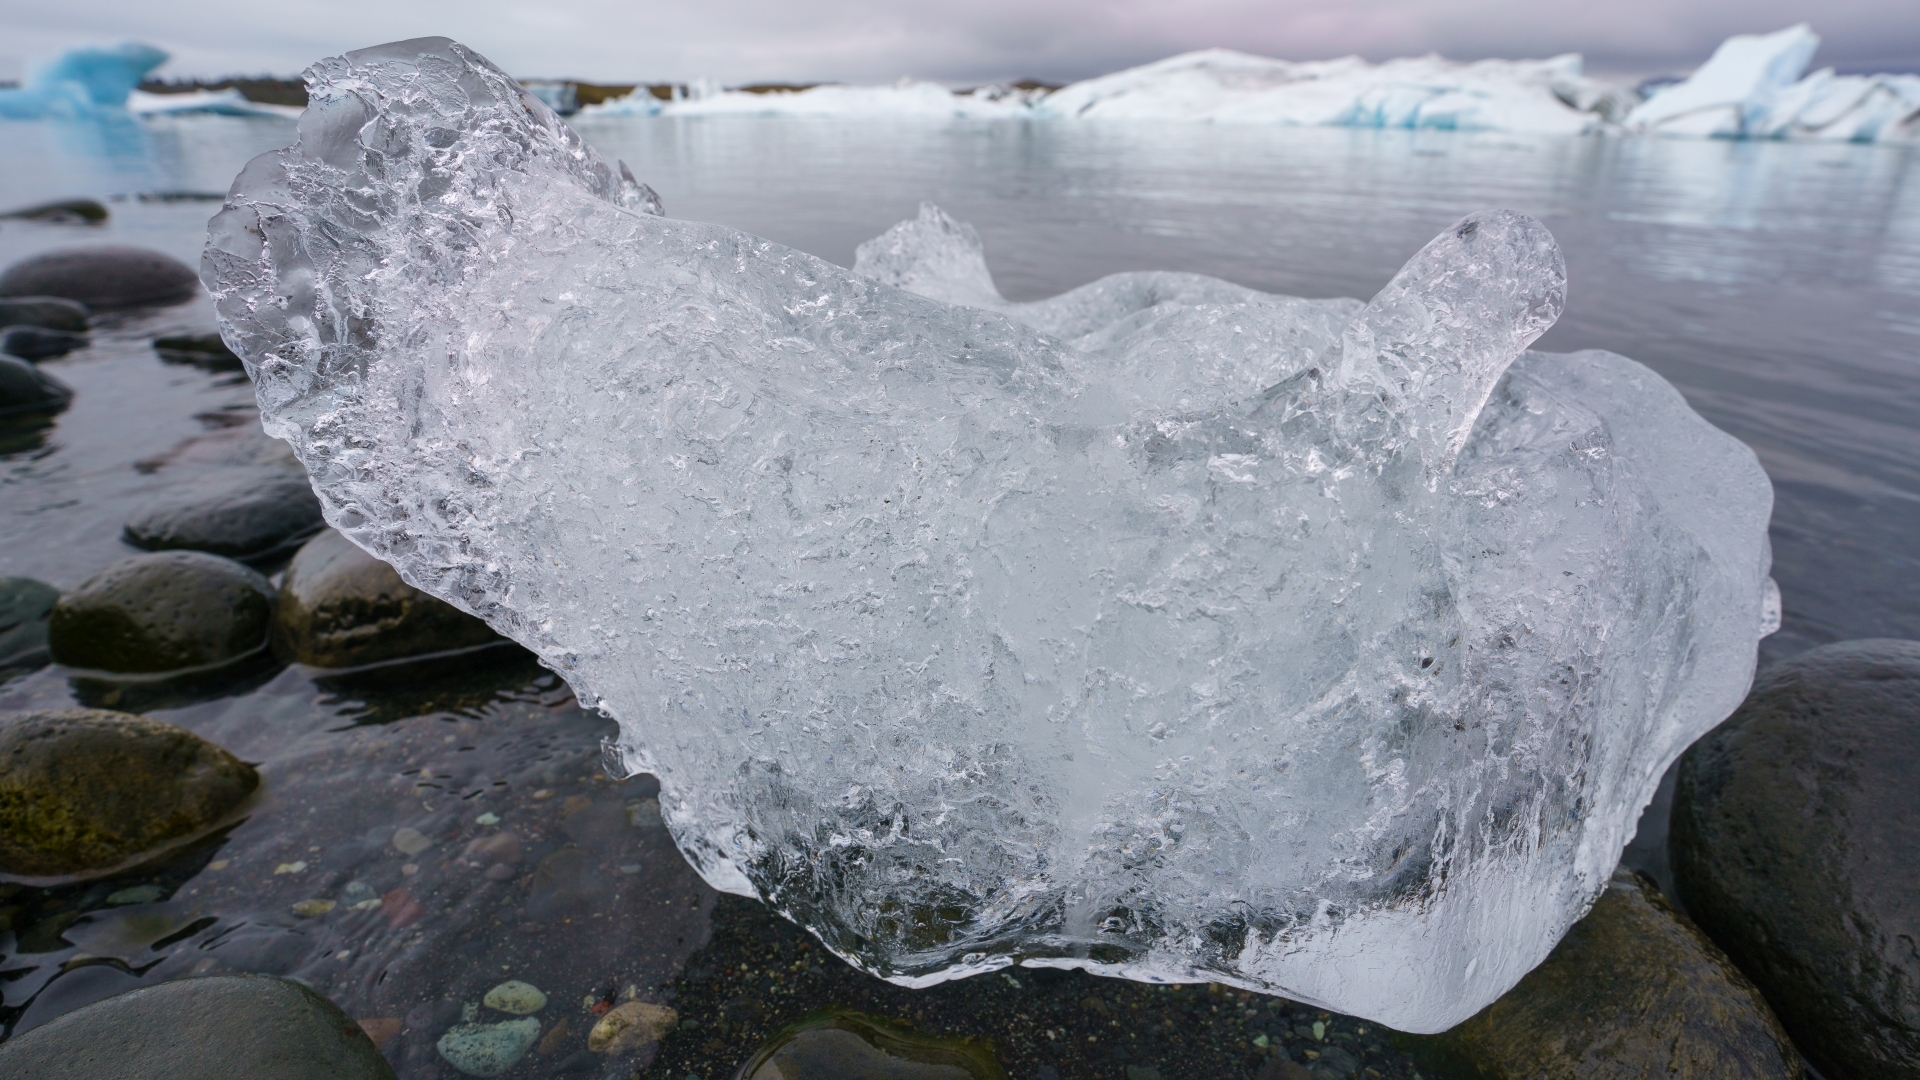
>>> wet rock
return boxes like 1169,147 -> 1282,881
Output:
1672,638 -> 1920,1080
587,1001 -> 677,1055
152,331 -> 242,372
48,552 -> 274,675
122,468 -> 323,563
1422,869 -> 1802,1079
0,296 -> 90,333
391,826 -> 432,856
483,980 -> 546,1015
737,1011 -> 1003,1079
0,708 -> 258,877
0,577 -> 61,670
273,529 -> 500,668
525,846 -> 596,920
0,245 -> 198,309
0,353 -> 73,418
437,1016 -> 541,1077
0,197 -> 108,225
0,973 -> 396,1078
2,326 -> 86,361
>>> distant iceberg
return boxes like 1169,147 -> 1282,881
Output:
0,43 -> 165,119
128,88 -> 302,119
588,78 -> 1041,119
1627,25 -> 1920,141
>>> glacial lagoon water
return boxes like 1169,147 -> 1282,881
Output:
0,110 -> 1917,1074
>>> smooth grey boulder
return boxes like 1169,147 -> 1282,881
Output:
0,974 -> 397,1079
48,551 -> 274,675
123,467 -> 324,563
0,354 -> 73,418
152,331 -> 242,372
0,198 -> 108,225
2,326 -> 86,361
274,529 -> 500,668
1673,639 -> 1920,1080
0,708 -> 257,877
0,577 -> 61,670
0,246 -> 198,309
0,296 -> 90,332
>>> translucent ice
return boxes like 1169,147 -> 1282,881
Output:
204,38 -> 1776,1032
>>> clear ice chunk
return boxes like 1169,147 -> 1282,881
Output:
203,37 -> 1777,1032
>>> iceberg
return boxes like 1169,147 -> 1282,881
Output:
205,38 -> 1777,1032
588,78 -> 1042,119
0,43 -> 166,119
1626,24 -> 1920,142
128,87 -> 303,119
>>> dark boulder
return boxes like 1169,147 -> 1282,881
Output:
0,974 -> 395,1079
1420,869 -> 1803,1079
737,1011 -> 1004,1080
273,529 -> 500,668
1672,639 -> 1920,1080
0,577 -> 62,671
0,246 -> 198,309
123,467 -> 323,563
0,708 -> 257,877
0,296 -> 90,333
2,325 -> 87,362
48,551 -> 274,675
0,353 -> 73,418
152,331 -> 242,372
0,198 -> 108,225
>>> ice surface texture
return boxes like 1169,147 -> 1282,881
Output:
205,38 -> 1777,1032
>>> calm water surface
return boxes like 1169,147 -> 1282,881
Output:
0,111 -> 1914,1074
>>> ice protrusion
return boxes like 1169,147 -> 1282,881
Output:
205,37 -> 1777,1033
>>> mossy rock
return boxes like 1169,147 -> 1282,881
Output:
0,708 -> 257,877
49,552 -> 274,675
1673,639 -> 1920,1080
273,529 -> 499,668
0,973 -> 395,1079
1416,869 -> 1802,1079
738,1011 -> 1006,1080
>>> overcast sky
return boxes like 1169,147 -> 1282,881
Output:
1,0 -> 1916,86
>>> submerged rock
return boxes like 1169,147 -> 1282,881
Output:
2,326 -> 87,362
48,551 -> 274,675
1673,639 -> 1920,1080
0,296 -> 90,333
736,1011 -> 1003,1080
152,331 -> 243,372
0,973 -> 396,1078
0,353 -> 73,418
122,467 -> 323,563
1423,868 -> 1803,1079
272,529 -> 500,668
0,197 -> 108,225
482,980 -> 546,1015
0,245 -> 198,309
0,708 -> 258,877
0,577 -> 61,670
586,1000 -> 676,1055
436,1016 -> 541,1077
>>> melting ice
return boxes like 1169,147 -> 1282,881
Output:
205,38 -> 1777,1032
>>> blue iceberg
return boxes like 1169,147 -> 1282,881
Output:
0,43 -> 166,119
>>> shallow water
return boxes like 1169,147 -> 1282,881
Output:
0,111 -> 1915,1077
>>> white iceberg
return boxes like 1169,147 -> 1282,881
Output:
1626,24 -> 1920,142
128,87 -> 302,119
0,42 -> 165,119
206,38 -> 1777,1032
588,78 -> 1043,119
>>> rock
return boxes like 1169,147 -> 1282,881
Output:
122,468 -> 324,563
48,552 -> 275,675
586,1001 -> 677,1055
2,326 -> 86,361
0,577 -> 61,669
1672,639 -> 1920,1080
482,980 -> 546,1015
436,1016 -> 541,1077
0,198 -> 108,225
292,898 -> 336,917
273,529 -> 500,668
391,825 -> 432,856
0,246 -> 198,309
0,296 -> 90,332
152,331 -> 242,372
0,353 -> 73,418
1423,868 -> 1802,1079
0,708 -> 259,877
736,1011 -> 1002,1079
357,1017 -> 402,1051
0,973 -> 396,1079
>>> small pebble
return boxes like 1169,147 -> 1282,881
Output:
340,880 -> 378,906
274,860 -> 306,874
483,980 -> 548,1015
392,826 -> 432,855
587,1001 -> 677,1055
475,812 -> 500,825
437,1016 -> 541,1077
292,898 -> 336,917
